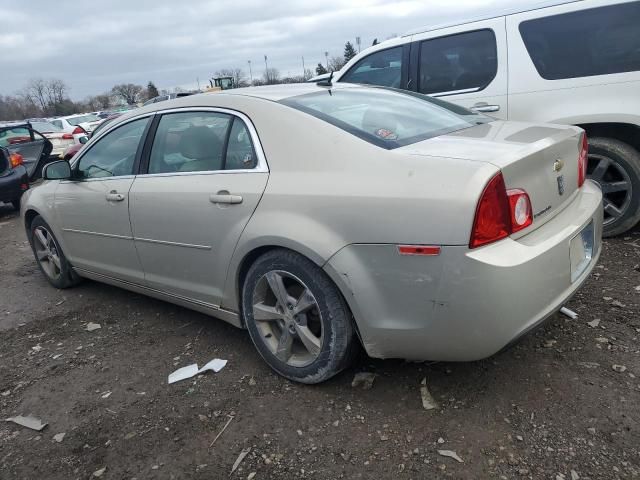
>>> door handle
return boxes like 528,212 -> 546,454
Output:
471,103 -> 500,113
106,191 -> 125,202
209,193 -> 243,204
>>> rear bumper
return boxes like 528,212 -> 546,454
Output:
324,180 -> 603,361
0,167 -> 29,203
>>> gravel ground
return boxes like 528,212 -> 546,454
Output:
0,203 -> 639,480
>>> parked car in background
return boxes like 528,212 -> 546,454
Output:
62,115 -> 119,160
50,113 -> 103,136
28,121 -> 76,158
22,84 -> 601,383
332,0 -> 640,236
142,92 -> 194,106
0,123 -> 52,209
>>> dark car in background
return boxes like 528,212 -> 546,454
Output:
0,124 -> 52,210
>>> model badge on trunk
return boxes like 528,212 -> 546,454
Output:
557,175 -> 565,195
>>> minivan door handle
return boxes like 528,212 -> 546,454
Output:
105,191 -> 125,202
471,103 -> 500,113
209,193 -> 243,204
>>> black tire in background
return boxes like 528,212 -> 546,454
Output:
27,215 -> 81,289
11,199 -> 20,211
242,249 -> 357,384
587,137 -> 640,237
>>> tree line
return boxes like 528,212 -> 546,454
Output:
0,40 -> 363,121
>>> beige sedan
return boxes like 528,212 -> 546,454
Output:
21,83 -> 602,383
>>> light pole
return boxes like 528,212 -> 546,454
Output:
324,51 -> 329,70
248,60 -> 253,84
356,36 -> 361,53
302,56 -> 306,78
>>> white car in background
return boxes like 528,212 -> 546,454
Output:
331,0 -> 640,236
50,114 -> 103,138
28,121 -> 76,158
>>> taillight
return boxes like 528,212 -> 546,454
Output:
62,133 -> 74,140
469,173 -> 533,249
9,153 -> 24,168
72,126 -> 86,135
578,134 -> 588,188
507,189 -> 532,233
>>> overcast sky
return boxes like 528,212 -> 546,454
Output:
2,0 -> 523,99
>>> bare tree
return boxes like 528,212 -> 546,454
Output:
25,78 -> 48,111
263,68 -> 280,85
111,83 -> 143,105
328,56 -> 345,72
303,68 -> 314,81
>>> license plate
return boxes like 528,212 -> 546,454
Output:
570,220 -> 594,282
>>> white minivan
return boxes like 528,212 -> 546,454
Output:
333,0 -> 640,236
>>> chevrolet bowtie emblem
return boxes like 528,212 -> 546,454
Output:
553,159 -> 564,172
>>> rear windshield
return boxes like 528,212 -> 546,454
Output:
30,121 -> 62,133
67,114 -> 100,125
280,87 -> 490,149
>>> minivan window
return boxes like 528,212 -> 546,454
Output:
281,88 -> 490,149
340,47 -> 402,88
418,30 -> 498,95
519,2 -> 640,80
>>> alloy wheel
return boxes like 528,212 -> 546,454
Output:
251,270 -> 323,367
33,226 -> 62,281
587,152 -> 633,227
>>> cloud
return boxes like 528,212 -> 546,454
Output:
2,0 -> 516,98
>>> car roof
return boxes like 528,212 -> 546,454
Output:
402,0 -> 581,36
204,82 -> 360,102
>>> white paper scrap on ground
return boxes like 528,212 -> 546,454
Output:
168,359 -> 227,384
560,307 -> 578,319
198,359 -> 227,374
6,415 -> 48,431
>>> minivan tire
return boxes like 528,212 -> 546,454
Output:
587,137 -> 640,237
242,249 -> 357,384
11,199 -> 20,211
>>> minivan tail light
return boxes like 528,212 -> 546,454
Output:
9,153 -> 24,168
578,133 -> 588,188
469,173 -> 533,249
72,126 -> 86,135
62,133 -> 74,140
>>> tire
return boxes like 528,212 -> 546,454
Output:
27,215 -> 81,289
242,249 -> 356,384
587,137 -> 640,237
11,199 -> 21,211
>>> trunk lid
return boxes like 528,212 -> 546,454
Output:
400,121 -> 584,231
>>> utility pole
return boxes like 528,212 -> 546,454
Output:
197,77 -> 200,91
248,60 -> 253,84
324,51 -> 329,70
264,55 -> 269,74
356,36 -> 361,53
302,56 -> 306,78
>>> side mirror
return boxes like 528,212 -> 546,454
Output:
43,160 -> 72,180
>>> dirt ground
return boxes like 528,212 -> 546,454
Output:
0,203 -> 639,480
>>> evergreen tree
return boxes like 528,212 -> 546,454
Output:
316,63 -> 328,75
344,41 -> 357,62
146,81 -> 159,99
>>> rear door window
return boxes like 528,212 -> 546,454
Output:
519,2 -> 640,80
340,47 -> 403,88
148,112 -> 232,174
418,30 -> 498,95
0,127 -> 32,147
